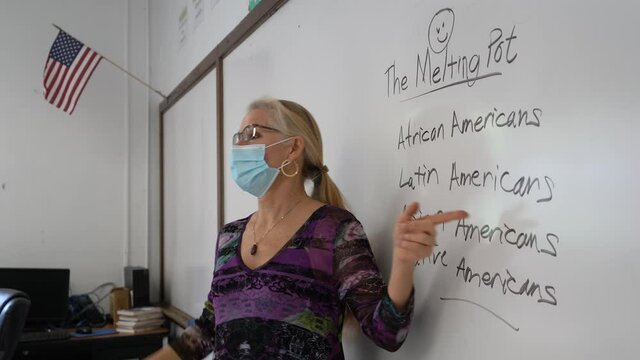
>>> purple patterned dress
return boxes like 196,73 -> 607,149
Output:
170,205 -> 413,359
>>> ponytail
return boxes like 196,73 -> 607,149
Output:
310,166 -> 346,210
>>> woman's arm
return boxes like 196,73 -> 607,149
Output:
387,260 -> 415,312
336,219 -> 413,352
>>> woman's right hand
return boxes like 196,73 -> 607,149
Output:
145,346 -> 181,360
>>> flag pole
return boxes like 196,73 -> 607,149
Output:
52,24 -> 168,99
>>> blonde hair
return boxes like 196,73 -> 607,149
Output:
248,97 -> 347,209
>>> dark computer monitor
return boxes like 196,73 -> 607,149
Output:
0,268 -> 70,327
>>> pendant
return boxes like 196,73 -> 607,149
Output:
250,244 -> 258,255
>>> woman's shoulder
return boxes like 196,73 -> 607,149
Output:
220,214 -> 251,234
214,215 -> 251,255
309,205 -> 368,246
310,204 -> 361,226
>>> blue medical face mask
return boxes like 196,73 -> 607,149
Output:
230,137 -> 294,198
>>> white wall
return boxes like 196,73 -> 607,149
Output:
0,0 -> 250,312
147,0 -> 248,303
127,0 -> 151,272
0,0 -> 149,310
149,0 -> 247,93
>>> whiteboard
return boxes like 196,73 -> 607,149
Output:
221,1 -> 640,359
163,70 -> 218,318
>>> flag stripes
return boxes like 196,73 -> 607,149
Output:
43,30 -> 102,114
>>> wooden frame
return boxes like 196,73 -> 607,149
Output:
158,0 -> 290,324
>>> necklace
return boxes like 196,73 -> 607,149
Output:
250,198 -> 303,256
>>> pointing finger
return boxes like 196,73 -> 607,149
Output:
426,210 -> 469,225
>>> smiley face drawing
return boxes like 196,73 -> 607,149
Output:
428,8 -> 455,54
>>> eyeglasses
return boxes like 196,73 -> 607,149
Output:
232,124 -> 281,145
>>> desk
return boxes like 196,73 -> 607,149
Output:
15,326 -> 168,360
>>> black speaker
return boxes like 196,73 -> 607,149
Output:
124,266 -> 150,308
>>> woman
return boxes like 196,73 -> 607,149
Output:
148,98 -> 467,359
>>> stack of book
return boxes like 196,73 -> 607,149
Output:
115,306 -> 164,334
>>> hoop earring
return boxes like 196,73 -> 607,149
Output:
280,159 -> 299,177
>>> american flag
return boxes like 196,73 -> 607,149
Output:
43,30 -> 102,114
